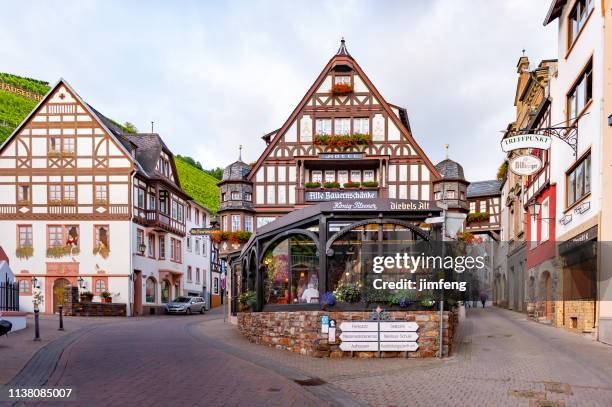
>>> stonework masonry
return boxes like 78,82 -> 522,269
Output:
62,286 -> 127,317
238,310 -> 458,358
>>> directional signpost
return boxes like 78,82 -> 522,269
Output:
338,320 -> 419,354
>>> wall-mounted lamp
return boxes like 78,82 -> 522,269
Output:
77,276 -> 85,289
527,200 -> 541,220
608,114 -> 612,126
31,276 -> 39,289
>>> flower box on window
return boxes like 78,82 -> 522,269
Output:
361,181 -> 378,188
17,199 -> 30,206
49,199 -> 62,206
331,83 -> 353,95
94,199 -> 108,206
46,245 -> 80,258
323,181 -> 340,189
466,212 -> 489,224
16,246 -> 33,260
313,133 -> 371,150
62,199 -> 76,206
62,150 -> 76,157
304,182 -> 321,189
343,181 -> 361,189
211,231 -> 252,244
48,150 -> 62,157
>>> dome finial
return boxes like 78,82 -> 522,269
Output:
444,144 -> 449,159
238,144 -> 243,161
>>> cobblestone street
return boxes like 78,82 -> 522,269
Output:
3,307 -> 612,406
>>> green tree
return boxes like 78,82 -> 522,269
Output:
124,122 -> 138,134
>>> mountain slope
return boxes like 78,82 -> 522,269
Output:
0,73 -> 49,144
174,156 -> 220,213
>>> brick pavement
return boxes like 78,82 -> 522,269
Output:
32,315 -> 330,407
0,314 -> 121,385
196,307 -> 612,406
2,307 -> 612,406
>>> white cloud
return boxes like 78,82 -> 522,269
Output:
0,0 -> 555,181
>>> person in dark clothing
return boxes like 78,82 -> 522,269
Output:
480,291 -> 488,308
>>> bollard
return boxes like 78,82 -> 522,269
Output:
58,305 -> 64,331
33,309 -> 40,341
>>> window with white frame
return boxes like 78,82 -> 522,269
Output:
567,61 -> 592,121
334,118 -> 350,135
479,201 -> 487,213
311,170 -> 322,183
49,184 -> 61,202
353,118 -> 369,134
350,170 -> 361,183
469,201 -> 476,213
567,153 -> 591,206
245,216 -> 253,232
541,198 -> 549,242
266,185 -> 275,204
335,76 -> 350,84
338,171 -> 348,186
231,191 -> 240,200
363,170 -> 374,182
231,215 -> 241,232
324,171 -> 335,183
315,119 -> 331,135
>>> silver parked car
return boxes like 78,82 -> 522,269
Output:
165,296 -> 206,315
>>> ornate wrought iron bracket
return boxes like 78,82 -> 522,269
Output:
509,124 -> 578,157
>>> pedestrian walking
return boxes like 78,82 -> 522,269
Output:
480,291 -> 488,308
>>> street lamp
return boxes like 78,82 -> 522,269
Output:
528,200 -> 541,220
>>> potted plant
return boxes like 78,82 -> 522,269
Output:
466,212 -> 489,224
48,150 -> 61,157
100,291 -> 112,303
333,283 -> 361,303
323,181 -> 340,189
238,290 -> 257,312
343,181 -> 360,189
362,181 -> 379,188
80,291 -> 94,302
304,181 -> 321,189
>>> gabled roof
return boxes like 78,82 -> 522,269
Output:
467,180 -> 502,198
543,0 -> 567,25
247,40 -> 441,181
0,78 -> 135,163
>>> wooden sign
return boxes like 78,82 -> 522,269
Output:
339,341 -> 379,351
379,321 -> 419,332
379,342 -> 419,352
380,332 -> 419,341
339,321 -> 378,332
339,332 -> 379,341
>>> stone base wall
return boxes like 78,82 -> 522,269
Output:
63,286 -> 126,317
238,310 -> 458,358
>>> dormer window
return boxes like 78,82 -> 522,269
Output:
231,191 -> 241,200
245,192 -> 252,202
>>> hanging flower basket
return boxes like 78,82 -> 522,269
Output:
331,83 -> 353,95
211,231 -> 252,244
466,212 -> 489,224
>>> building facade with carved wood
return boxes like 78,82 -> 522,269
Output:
218,41 -> 496,315
0,79 -> 191,315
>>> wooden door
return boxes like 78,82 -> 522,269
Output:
53,278 -> 70,313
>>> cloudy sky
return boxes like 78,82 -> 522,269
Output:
1,0 -> 556,181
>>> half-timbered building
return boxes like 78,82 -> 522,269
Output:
219,41 -> 463,314
0,79 -> 188,315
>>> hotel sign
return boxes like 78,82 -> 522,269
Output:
319,152 -> 364,160
509,154 -> 543,176
305,190 -> 378,202
501,134 -> 552,152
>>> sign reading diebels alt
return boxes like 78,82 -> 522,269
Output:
305,190 -> 378,202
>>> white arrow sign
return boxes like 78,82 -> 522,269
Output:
379,332 -> 419,341
339,332 -> 378,341
379,342 -> 419,352
339,321 -> 378,332
379,321 -> 419,332
339,341 -> 379,352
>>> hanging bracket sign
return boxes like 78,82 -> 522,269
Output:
501,134 -> 552,152
509,154 -> 543,176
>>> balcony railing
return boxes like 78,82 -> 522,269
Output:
142,209 -> 186,235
